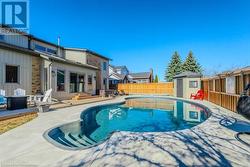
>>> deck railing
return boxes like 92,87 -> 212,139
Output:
201,70 -> 250,112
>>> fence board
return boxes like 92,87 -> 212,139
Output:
202,80 -> 240,112
118,83 -> 174,95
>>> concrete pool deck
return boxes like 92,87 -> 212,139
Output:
0,96 -> 250,167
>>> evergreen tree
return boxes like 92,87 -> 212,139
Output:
154,75 -> 159,83
182,51 -> 202,73
165,51 -> 182,82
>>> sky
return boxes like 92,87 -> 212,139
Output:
29,0 -> 250,81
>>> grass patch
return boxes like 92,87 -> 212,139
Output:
0,113 -> 38,134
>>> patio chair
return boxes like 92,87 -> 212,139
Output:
237,83 -> 250,120
34,89 -> 53,112
235,83 -> 250,147
0,89 -> 6,106
119,90 -> 126,96
14,88 -> 26,96
190,89 -> 204,100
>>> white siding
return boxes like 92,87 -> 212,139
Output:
0,48 -> 32,96
64,50 -> 87,64
100,59 -> 109,90
51,62 -> 96,100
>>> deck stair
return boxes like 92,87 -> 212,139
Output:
56,132 -> 97,149
72,93 -> 98,100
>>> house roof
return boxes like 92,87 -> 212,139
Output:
207,66 -> 250,79
0,41 -> 39,56
65,47 -> 111,61
113,65 -> 127,69
110,65 -> 129,72
1,24 -> 109,59
38,51 -> 99,70
109,72 -> 127,81
173,71 -> 202,79
1,24 -> 64,49
220,66 -> 250,76
129,72 -> 152,79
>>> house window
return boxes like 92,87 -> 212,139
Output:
57,70 -> 65,91
34,44 -> 57,55
47,48 -> 57,55
103,62 -> 107,71
88,75 -> 92,84
189,81 -> 198,88
6,65 -> 19,83
34,44 -> 46,52
189,111 -> 198,119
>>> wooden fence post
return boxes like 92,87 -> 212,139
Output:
208,79 -> 210,101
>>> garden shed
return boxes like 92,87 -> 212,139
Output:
173,71 -> 202,98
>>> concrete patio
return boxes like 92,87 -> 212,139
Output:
0,96 -> 249,167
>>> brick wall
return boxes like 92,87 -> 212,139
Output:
31,56 -> 41,94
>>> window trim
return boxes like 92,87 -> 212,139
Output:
5,64 -> 20,84
103,62 -> 107,71
88,75 -> 92,85
189,80 -> 198,88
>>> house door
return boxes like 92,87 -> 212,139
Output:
177,79 -> 183,98
78,75 -> 85,92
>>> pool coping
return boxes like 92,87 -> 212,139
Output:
43,95 -> 213,151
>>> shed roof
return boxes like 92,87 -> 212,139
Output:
173,71 -> 202,79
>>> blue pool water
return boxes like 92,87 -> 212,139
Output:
45,97 -> 210,150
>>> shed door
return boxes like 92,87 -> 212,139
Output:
177,79 -> 183,98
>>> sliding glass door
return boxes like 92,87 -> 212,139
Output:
70,73 -> 78,93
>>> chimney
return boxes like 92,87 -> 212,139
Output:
57,36 -> 60,46
57,36 -> 60,56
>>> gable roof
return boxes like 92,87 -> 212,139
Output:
129,72 -> 151,79
109,73 -> 127,80
173,71 -> 202,79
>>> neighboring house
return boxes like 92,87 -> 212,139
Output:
111,65 -> 129,75
109,65 -> 130,89
129,71 -> 153,83
108,65 -> 153,89
0,25 -> 110,100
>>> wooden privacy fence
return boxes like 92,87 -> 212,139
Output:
201,67 -> 250,112
118,83 -> 174,95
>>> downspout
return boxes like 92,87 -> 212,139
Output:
48,61 -> 53,102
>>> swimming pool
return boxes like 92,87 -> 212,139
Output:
44,97 -> 211,150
